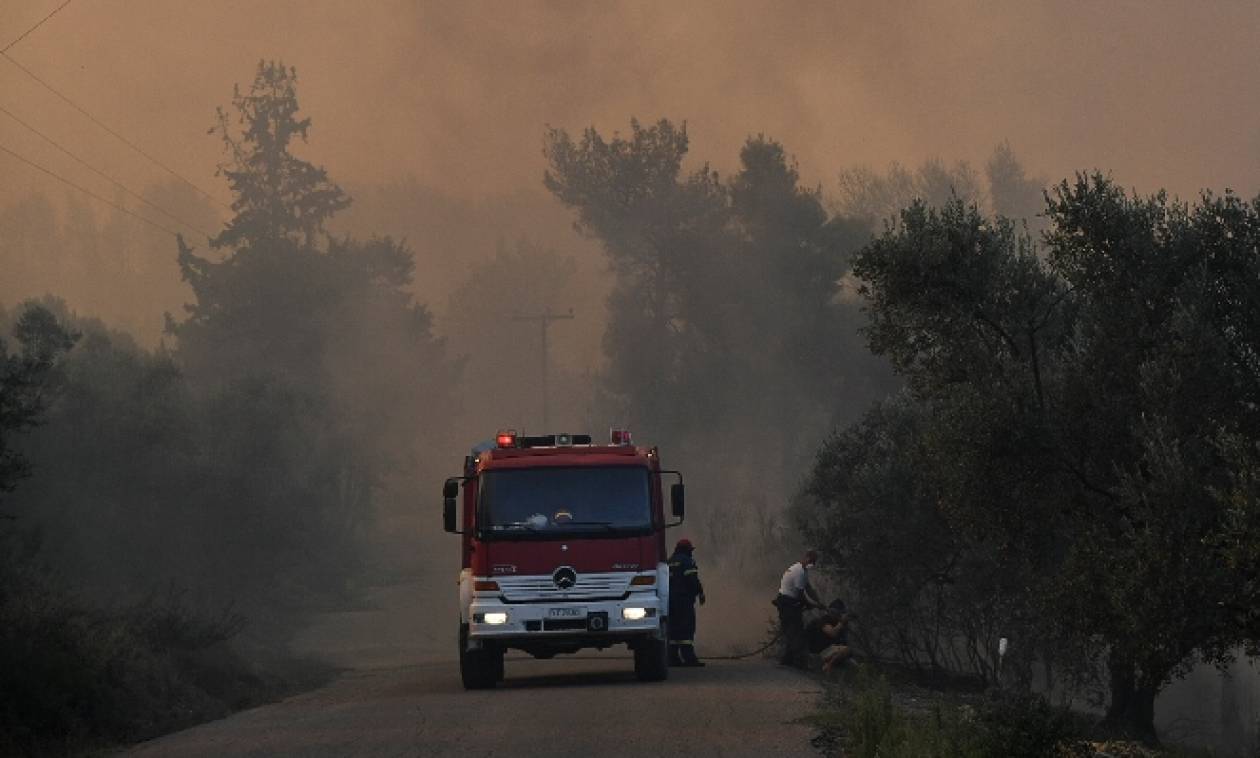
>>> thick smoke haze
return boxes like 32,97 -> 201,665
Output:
3,0 -> 1258,346
3,1 -> 1258,206
1,2 -> 1259,753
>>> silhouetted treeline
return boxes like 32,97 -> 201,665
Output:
795,180 -> 1260,742
5,60 -> 456,618
0,60 -> 458,752
541,119 -> 1044,573
542,117 -> 1260,743
0,182 -> 218,345
542,122 -> 877,566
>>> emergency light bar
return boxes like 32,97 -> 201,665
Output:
495,432 -> 593,449
610,428 -> 632,445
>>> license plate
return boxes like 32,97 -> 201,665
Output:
548,607 -> 586,618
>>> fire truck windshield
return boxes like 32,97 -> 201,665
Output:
478,466 -> 652,538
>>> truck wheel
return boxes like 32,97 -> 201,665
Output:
634,624 -> 669,682
494,648 -> 505,682
459,623 -> 497,690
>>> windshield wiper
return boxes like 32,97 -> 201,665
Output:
496,521 -> 541,532
559,521 -> 619,532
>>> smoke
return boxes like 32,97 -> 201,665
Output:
0,2 -> 1257,749
5,0 -> 1257,217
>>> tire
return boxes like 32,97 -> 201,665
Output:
459,623 -> 498,690
494,648 -> 506,682
634,623 -> 669,682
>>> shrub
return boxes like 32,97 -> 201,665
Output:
819,671 -> 1080,758
844,673 -> 902,758
971,692 -> 1077,757
0,544 -> 323,756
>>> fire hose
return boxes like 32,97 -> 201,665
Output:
705,604 -> 846,660
702,630 -> 783,660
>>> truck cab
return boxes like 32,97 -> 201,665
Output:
443,429 -> 684,689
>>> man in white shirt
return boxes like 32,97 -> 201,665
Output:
775,550 -> 824,667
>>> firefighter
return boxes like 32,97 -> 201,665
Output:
668,537 -> 706,667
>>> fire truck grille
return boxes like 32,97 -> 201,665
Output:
497,572 -> 631,602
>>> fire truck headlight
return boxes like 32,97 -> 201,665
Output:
476,612 -> 509,625
622,607 -> 648,621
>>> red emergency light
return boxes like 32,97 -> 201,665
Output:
496,430 -> 517,448
610,428 -> 633,446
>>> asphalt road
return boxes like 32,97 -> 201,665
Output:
125,654 -> 821,757
122,542 -> 822,758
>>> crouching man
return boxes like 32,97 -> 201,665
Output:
806,599 -> 853,674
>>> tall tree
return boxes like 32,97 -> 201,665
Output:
544,118 -> 729,438
726,137 -> 875,463
211,61 -> 349,251
546,121 -> 887,562
167,60 -> 458,601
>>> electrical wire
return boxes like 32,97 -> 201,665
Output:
1,0 -> 74,53
0,102 -> 214,240
0,51 -> 228,211
0,139 -> 180,238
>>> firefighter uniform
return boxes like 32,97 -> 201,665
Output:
668,538 -> 705,667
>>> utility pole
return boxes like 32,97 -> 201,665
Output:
512,307 -> 574,429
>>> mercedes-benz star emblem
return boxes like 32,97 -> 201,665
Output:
552,566 -> 577,590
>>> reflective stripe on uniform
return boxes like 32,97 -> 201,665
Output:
684,569 -> 699,575
675,640 -> 694,645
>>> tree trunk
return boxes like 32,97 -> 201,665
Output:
1103,653 -> 1159,745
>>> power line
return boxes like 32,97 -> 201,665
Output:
0,101 -> 214,240
0,139 -> 181,238
0,51 -> 229,211
2,0 -> 74,53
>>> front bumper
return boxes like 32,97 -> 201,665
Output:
467,596 -> 664,641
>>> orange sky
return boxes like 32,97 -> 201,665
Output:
1,0 -> 1257,222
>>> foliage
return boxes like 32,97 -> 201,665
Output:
796,395 -> 1054,685
544,121 -> 887,565
808,671 -> 1078,758
843,672 -> 906,758
835,142 -> 1046,233
799,177 -> 1260,741
0,304 -> 76,497
986,141 -> 1047,229
0,537 -> 323,756
970,692 -> 1078,757
835,158 -> 984,227
210,61 -> 350,250
0,59 -> 454,752
164,60 -> 458,606
543,118 -> 728,438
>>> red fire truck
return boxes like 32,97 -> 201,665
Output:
442,429 -> 684,689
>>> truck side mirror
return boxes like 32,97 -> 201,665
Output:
670,483 -> 685,520
443,478 -> 460,533
443,498 -> 457,533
